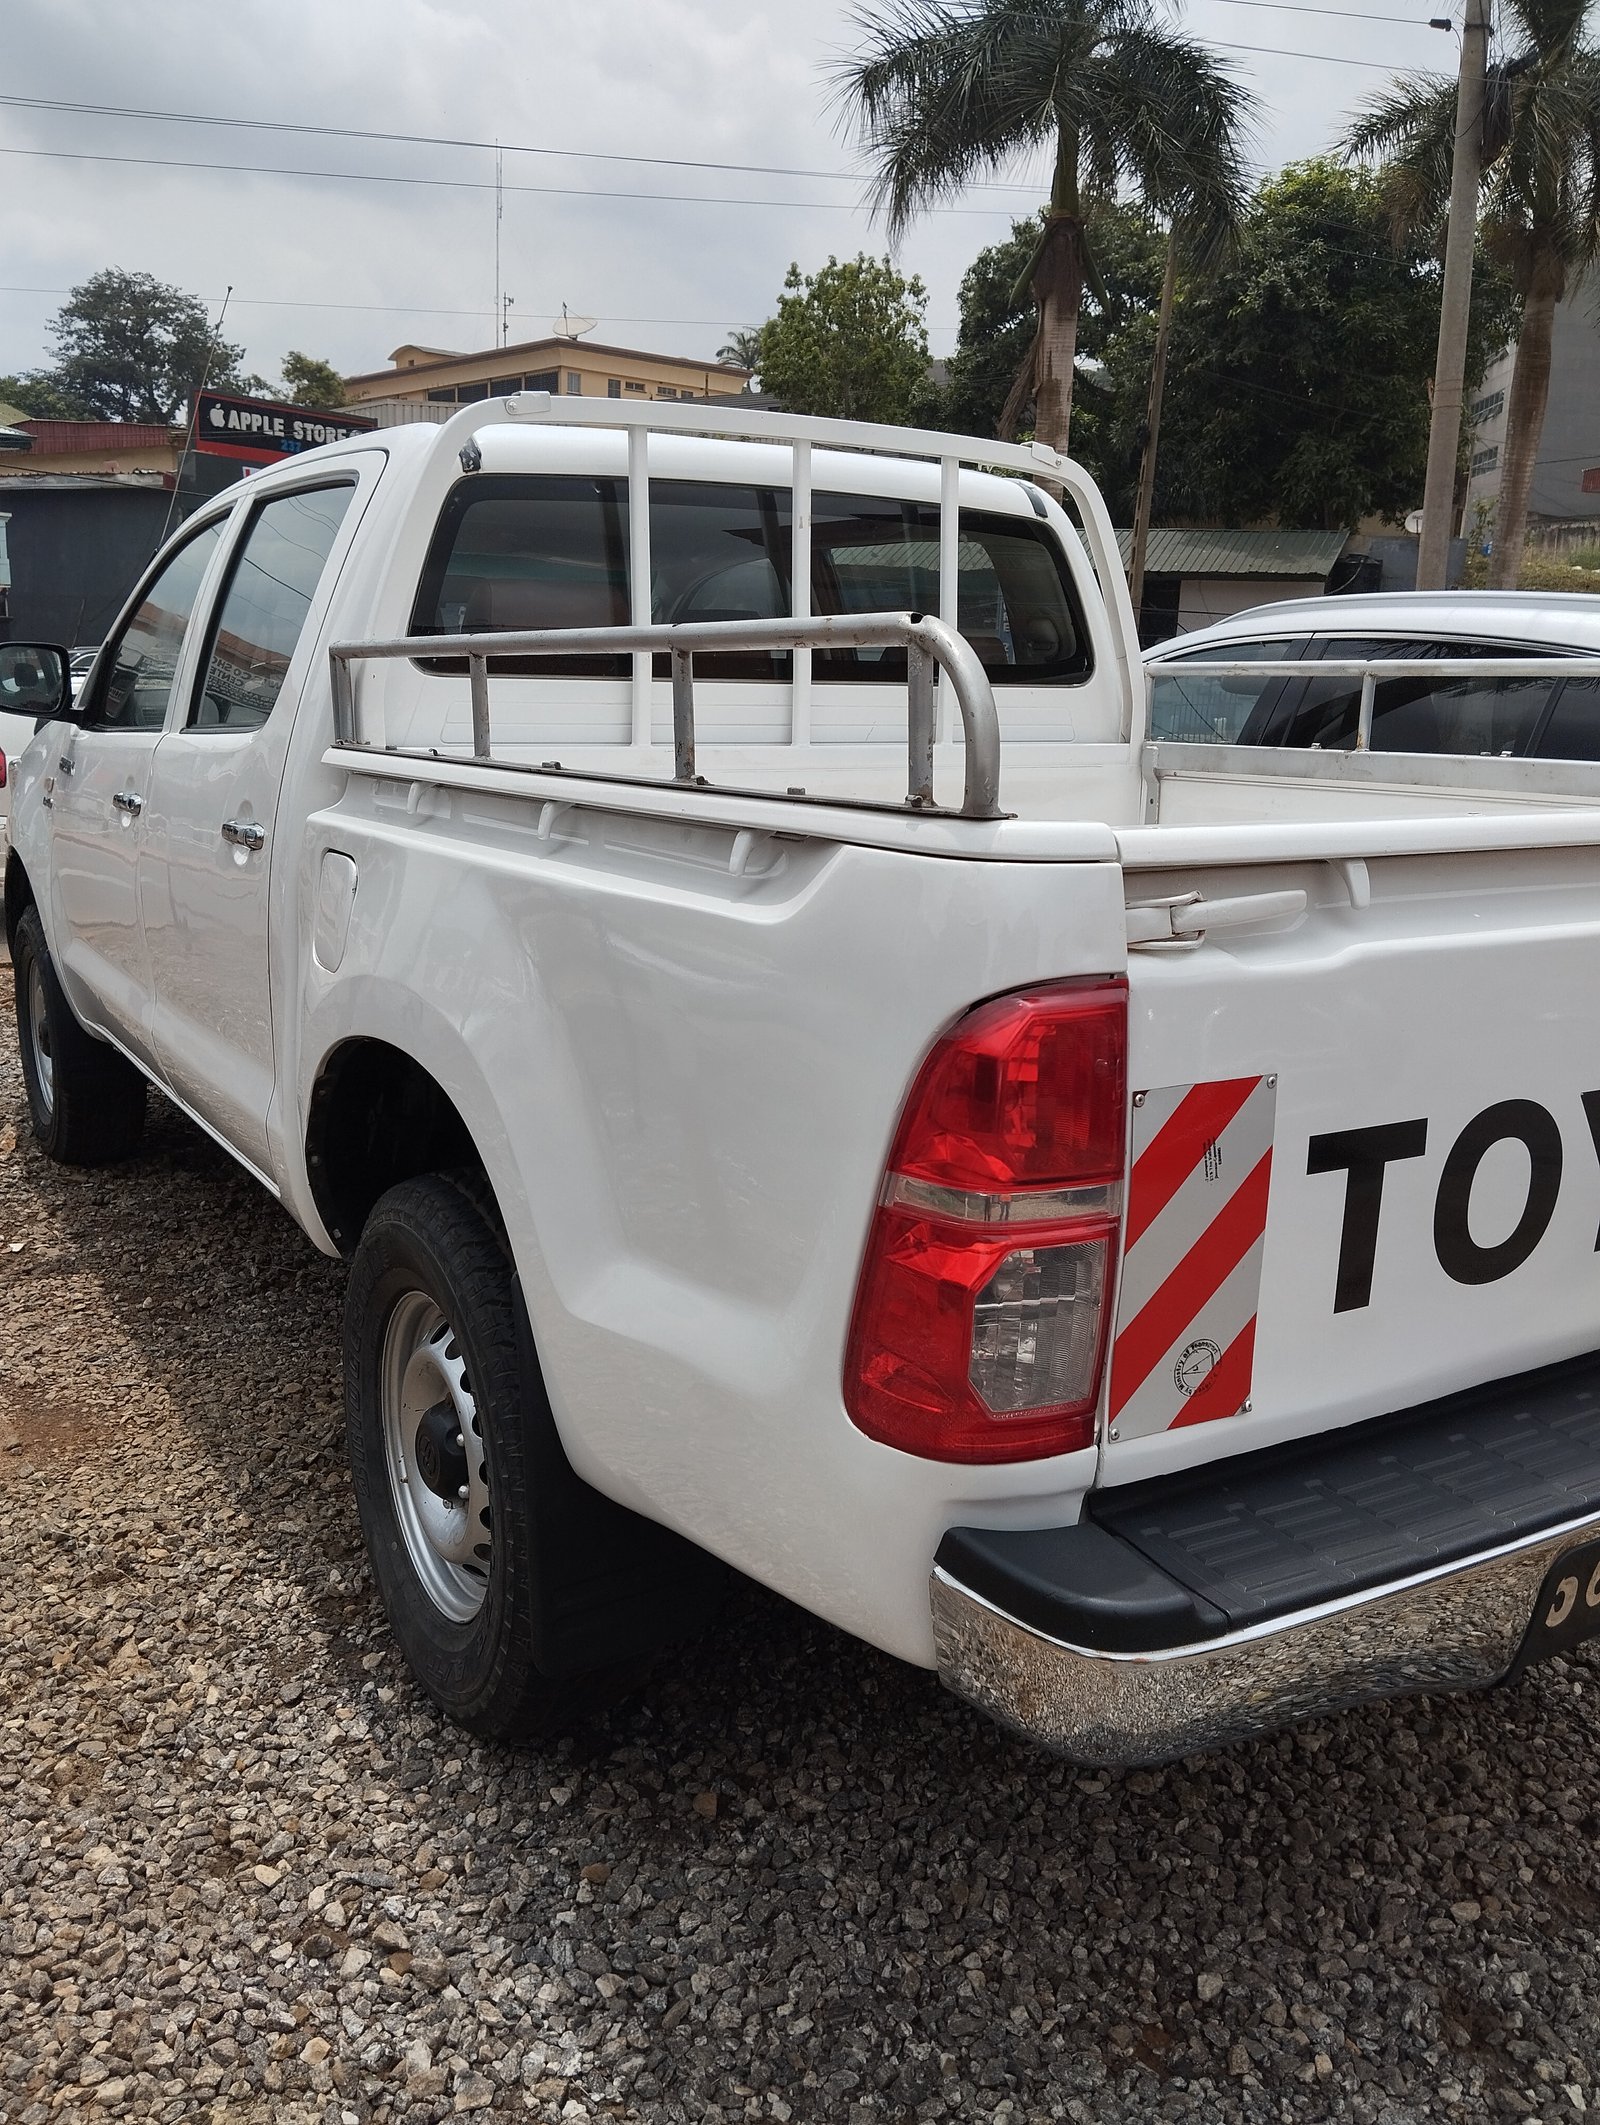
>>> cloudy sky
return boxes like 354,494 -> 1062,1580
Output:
3,0 -> 1456,390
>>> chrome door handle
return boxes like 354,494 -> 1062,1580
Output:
112,790 -> 143,815
221,818 -> 266,851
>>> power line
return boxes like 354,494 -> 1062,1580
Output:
0,283 -> 776,327
0,92 -> 1037,192
0,141 -> 1025,214
1202,0 -> 1442,22
1207,34 -> 1427,65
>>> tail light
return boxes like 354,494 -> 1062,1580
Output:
0,749 -> 7,789
844,979 -> 1127,1463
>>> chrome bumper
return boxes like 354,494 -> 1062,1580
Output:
930,1508 -> 1600,1767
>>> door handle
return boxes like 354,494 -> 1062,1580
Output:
112,790 -> 143,816
221,818 -> 266,852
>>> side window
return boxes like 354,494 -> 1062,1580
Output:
1535,677 -> 1600,760
190,485 -> 355,731
86,520 -> 227,732
1368,639 -> 1559,756
1268,636 -> 1410,749
1272,638 -> 1563,755
1147,638 -> 1308,742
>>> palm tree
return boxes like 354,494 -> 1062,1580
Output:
717,327 -> 763,374
1347,0 -> 1600,587
835,0 -> 1254,455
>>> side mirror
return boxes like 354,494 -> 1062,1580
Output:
0,641 -> 73,721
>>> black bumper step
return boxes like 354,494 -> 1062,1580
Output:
937,1350 -> 1600,1654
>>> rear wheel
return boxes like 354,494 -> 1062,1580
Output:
344,1172 -> 724,1738
12,907 -> 146,1165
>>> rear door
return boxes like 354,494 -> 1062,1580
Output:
1101,835 -> 1600,1484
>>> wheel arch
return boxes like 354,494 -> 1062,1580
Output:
4,846 -> 36,955
304,1034 -> 502,1255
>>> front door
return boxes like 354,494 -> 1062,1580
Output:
142,480 -> 357,1165
49,519 -> 228,1066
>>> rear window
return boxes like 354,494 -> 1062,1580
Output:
411,474 -> 1091,684
414,474 -> 631,677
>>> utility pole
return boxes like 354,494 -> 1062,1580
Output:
1128,232 -> 1179,641
1415,0 -> 1490,590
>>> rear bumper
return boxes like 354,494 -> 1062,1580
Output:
932,1508 -> 1600,1766
930,1351 -> 1600,1765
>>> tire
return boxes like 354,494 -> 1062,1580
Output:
344,1172 -> 724,1740
12,906 -> 146,1165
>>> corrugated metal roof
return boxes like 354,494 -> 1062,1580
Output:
1114,527 -> 1349,578
18,420 -> 173,453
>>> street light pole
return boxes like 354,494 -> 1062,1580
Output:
1416,0 -> 1490,590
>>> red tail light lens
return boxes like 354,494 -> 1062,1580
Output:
0,748 -> 7,790
888,982 -> 1126,1193
845,979 -> 1126,1464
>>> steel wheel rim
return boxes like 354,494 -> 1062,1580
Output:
25,956 -> 53,1119
379,1290 -> 491,1624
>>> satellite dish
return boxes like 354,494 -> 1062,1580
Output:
1404,510 -> 1425,535
553,306 -> 598,340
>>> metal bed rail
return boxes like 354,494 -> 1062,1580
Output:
328,610 -> 1005,821
440,390 -> 1139,754
1143,655 -> 1600,753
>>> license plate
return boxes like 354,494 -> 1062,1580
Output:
1514,1536 -> 1600,1675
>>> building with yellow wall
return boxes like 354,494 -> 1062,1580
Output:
342,337 -> 750,412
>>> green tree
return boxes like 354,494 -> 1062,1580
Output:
1133,161 -> 1517,529
277,352 -> 347,409
756,255 -> 931,422
42,269 -> 251,425
941,206 -> 1166,466
836,0 -> 1253,455
0,372 -> 90,420
1346,0 -> 1600,584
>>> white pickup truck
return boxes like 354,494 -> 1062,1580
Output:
9,396 -> 1600,1767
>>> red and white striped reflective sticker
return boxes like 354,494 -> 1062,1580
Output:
1108,1076 -> 1276,1440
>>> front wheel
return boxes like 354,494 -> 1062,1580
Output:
344,1173 -> 724,1738
12,906 -> 146,1165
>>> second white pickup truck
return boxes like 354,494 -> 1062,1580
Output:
9,395 -> 1600,1765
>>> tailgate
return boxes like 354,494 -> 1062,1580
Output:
1101,838 -> 1600,1486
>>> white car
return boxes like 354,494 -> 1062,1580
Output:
9,402 -> 1600,1768
1146,590 -> 1600,757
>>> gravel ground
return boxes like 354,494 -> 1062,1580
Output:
6,990 -> 1600,2125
